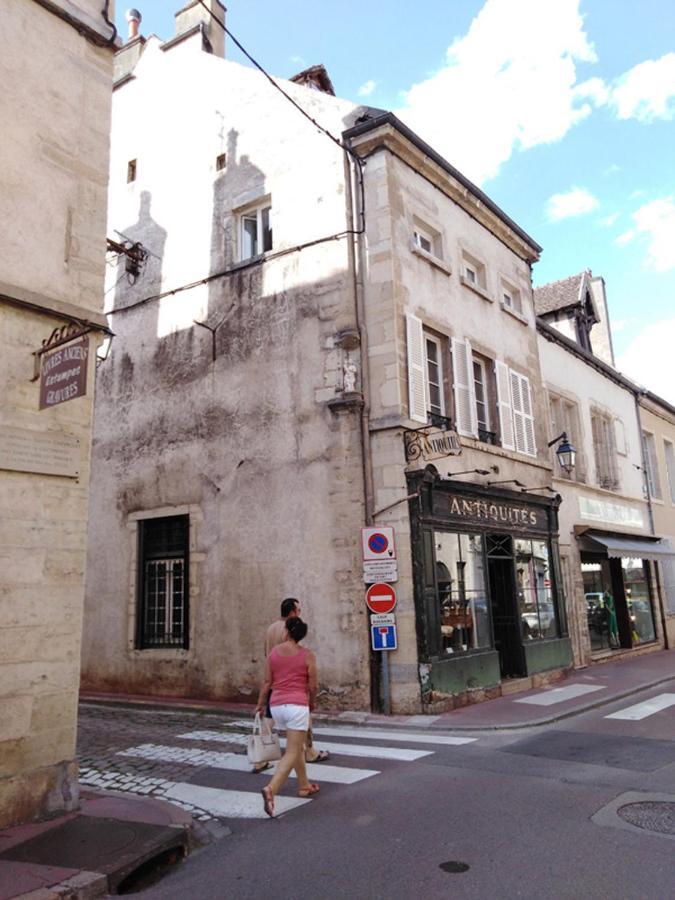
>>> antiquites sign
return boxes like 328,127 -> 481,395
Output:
434,492 -> 549,534
39,335 -> 89,410
404,427 -> 461,464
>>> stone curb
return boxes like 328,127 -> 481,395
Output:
15,870 -> 107,900
80,672 -> 675,734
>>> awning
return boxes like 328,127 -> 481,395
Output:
579,531 -> 675,560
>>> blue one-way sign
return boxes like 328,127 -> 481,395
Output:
371,623 -> 397,651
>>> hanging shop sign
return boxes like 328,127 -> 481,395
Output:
39,335 -> 89,410
404,426 -> 461,464
433,492 -> 549,535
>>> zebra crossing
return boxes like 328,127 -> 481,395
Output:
79,722 -> 477,821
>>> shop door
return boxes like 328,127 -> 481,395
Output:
487,534 -> 525,678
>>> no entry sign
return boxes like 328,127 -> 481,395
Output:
365,582 -> 397,615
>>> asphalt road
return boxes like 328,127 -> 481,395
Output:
78,685 -> 675,899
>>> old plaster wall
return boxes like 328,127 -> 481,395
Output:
0,1 -> 113,826
83,43 -> 371,707
538,336 -> 655,665
358,147 -> 551,711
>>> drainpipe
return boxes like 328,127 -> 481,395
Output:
343,146 -> 384,712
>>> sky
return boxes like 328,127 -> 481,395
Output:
117,0 -> 675,402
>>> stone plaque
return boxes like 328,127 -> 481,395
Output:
0,426 -> 80,478
39,335 -> 89,410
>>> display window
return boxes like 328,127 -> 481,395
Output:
582,554 -> 656,652
435,531 -> 491,654
515,538 -> 559,639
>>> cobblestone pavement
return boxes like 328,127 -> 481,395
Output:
77,703 -> 252,825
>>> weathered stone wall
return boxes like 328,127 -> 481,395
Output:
82,43 -> 371,708
0,0 -> 113,827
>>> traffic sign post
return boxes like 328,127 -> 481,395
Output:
363,559 -> 398,584
365,582 -> 397,615
361,526 -> 396,561
371,624 -> 397,651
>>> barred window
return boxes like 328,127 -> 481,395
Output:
137,515 -> 189,649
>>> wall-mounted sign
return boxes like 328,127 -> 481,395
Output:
0,426 -> 80,478
404,427 -> 461,464
363,559 -> 398,584
39,335 -> 89,410
578,496 -> 644,529
362,527 -> 396,560
434,492 -> 549,534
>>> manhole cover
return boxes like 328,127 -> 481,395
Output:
617,801 -> 675,835
439,861 -> 470,873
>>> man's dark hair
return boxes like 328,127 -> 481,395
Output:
286,616 -> 308,643
280,597 -> 299,618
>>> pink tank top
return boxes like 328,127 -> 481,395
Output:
269,646 -> 309,707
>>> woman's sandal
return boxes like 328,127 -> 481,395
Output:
261,786 -> 275,817
313,750 -> 330,762
298,783 -> 320,797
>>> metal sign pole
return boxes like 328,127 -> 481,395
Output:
381,649 -> 391,715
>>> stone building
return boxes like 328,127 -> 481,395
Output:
0,2 -> 115,827
535,275 -> 674,668
83,2 -> 576,715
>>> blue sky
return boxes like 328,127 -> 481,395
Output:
117,1 -> 675,401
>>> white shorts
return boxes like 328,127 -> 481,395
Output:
270,704 -> 310,732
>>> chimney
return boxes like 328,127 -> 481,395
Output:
174,1 -> 226,58
126,8 -> 142,41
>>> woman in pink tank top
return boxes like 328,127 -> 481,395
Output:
255,616 -> 319,817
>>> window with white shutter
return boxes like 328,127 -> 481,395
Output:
452,338 -> 477,436
591,409 -> 620,490
643,431 -> 662,500
406,314 -> 427,423
510,370 -> 536,457
495,361 -> 515,450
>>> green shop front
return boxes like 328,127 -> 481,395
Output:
408,469 -> 573,703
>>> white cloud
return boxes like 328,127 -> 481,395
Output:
396,0 -> 600,184
289,55 -> 306,66
598,212 -> 619,227
616,318 -> 675,402
610,52 -> 675,122
358,80 -> 377,98
547,186 -> 599,221
603,164 -> 620,176
616,197 -> 675,270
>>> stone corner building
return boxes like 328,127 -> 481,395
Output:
0,2 -> 115,827
84,3 -> 580,715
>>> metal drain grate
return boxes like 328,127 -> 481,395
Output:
618,802 -> 675,835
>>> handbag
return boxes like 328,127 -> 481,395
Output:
247,712 -> 281,764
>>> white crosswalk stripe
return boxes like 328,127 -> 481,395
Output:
310,726 -> 476,746
513,684 -> 606,706
117,742 -> 380,784
164,783 -> 309,819
605,693 -> 675,721
178,730 -> 433,761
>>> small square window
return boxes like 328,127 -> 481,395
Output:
238,201 -> 272,260
414,230 -> 433,254
461,252 -> 487,292
501,280 -> 523,314
465,266 -> 477,284
127,159 -> 137,183
216,153 -> 226,171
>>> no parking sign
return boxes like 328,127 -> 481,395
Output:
361,526 -> 396,561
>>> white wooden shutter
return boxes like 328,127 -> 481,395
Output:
520,373 -> 537,456
452,338 -> 477,437
406,314 -> 428,424
510,370 -> 526,454
495,360 -> 515,450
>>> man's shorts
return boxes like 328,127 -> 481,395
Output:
270,703 -> 310,731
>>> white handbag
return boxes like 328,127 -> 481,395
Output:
247,712 -> 281,764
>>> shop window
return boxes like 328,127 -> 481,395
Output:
515,539 -> 558,640
137,515 -> 189,649
549,393 -> 585,481
238,199 -> 272,260
642,431 -> 662,500
624,558 -> 656,644
435,531 -> 491,654
591,410 -> 620,491
664,440 -> 675,503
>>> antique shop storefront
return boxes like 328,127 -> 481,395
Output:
408,468 -> 573,702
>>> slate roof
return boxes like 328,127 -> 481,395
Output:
289,64 -> 335,96
533,271 -> 588,315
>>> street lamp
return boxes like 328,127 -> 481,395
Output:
548,431 -> 576,474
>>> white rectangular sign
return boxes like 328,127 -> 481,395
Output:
361,526 -> 396,561
363,559 -> 398,584
370,613 -> 396,626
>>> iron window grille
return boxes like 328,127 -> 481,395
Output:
137,515 -> 189,649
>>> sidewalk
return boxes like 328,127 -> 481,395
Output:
80,648 -> 675,732
0,791 -> 193,900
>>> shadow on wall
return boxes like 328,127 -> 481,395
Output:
111,190 -> 167,314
